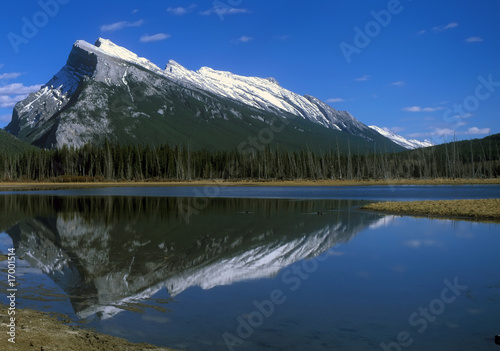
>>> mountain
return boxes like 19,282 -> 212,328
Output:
369,125 -> 434,149
6,38 -> 404,153
0,129 -> 36,154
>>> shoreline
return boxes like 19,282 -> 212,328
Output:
362,199 -> 500,223
0,304 -> 175,351
0,178 -> 499,191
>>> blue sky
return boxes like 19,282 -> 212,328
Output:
1,0 -> 499,143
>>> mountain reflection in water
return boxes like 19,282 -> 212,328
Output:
1,195 -> 382,319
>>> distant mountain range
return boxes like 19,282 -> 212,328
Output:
369,125 -> 434,149
4,38 -> 429,152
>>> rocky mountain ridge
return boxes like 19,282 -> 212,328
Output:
6,38 -> 410,151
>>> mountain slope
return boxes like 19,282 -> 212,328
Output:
0,129 -> 36,154
414,133 -> 500,162
369,125 -> 434,149
6,38 -> 405,153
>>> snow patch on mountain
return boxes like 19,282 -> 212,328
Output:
163,60 -> 364,132
85,38 -> 162,72
369,125 -> 434,149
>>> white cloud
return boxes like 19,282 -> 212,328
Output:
167,4 -> 197,15
354,75 -> 369,82
132,9 -> 139,14
100,19 -> 144,32
275,35 -> 290,41
140,33 -> 170,43
326,98 -> 345,103
432,22 -> 458,32
465,36 -> 483,43
408,126 -> 490,138
402,106 -> 444,112
419,23 -> 458,35
391,81 -> 406,87
200,6 -> 250,16
0,72 -> 22,80
0,95 -> 28,108
402,106 -> 422,112
432,128 -> 455,136
0,83 -> 41,108
422,107 -> 444,112
0,114 -> 11,123
0,64 -> 4,69
0,83 -> 42,96
464,127 -> 490,135
234,35 -> 253,43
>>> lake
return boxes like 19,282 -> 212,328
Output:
0,185 -> 499,350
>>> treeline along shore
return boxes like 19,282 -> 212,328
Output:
1,135 -> 500,182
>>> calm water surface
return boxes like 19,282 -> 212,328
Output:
4,184 -> 500,200
0,185 -> 499,350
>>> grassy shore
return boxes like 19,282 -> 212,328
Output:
0,305 -> 176,351
362,199 -> 500,222
0,178 -> 499,191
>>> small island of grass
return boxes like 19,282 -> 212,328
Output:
362,199 -> 500,222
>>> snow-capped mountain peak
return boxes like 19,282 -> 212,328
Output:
73,38 -> 163,73
369,125 -> 434,149
8,38 -> 405,151
163,58 -> 329,123
71,38 -> 394,138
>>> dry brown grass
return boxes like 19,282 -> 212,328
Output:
362,199 -> 500,222
0,178 -> 499,191
0,304 -> 175,351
